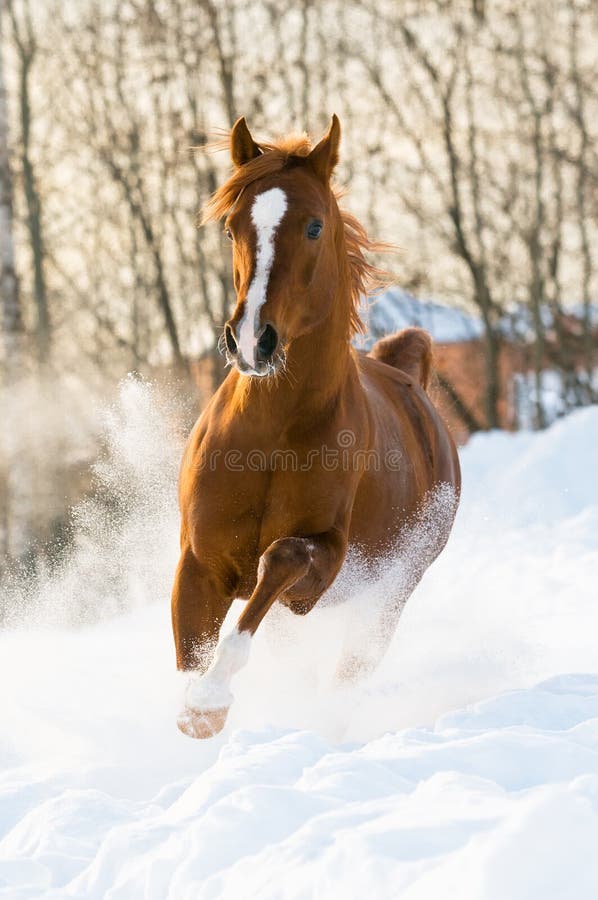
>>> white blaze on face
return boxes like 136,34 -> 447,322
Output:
237,187 -> 288,367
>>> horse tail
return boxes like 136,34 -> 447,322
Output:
368,327 -> 432,391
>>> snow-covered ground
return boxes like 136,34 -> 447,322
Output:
1,383 -> 597,899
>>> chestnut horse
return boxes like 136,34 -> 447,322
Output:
172,115 -> 461,738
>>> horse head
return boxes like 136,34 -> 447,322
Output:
219,116 -> 343,377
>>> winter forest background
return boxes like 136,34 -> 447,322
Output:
0,0 -> 596,584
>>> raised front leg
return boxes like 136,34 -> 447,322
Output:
180,528 -> 347,739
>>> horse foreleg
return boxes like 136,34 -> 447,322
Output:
171,546 -> 235,738
179,531 -> 347,739
335,616 -> 397,683
238,531 -> 346,633
335,572 -> 425,683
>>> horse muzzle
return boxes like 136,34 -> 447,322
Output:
223,321 -> 282,377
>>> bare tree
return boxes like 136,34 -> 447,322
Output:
0,0 -> 22,377
567,0 -> 596,401
7,0 -> 50,366
3,0 -> 596,408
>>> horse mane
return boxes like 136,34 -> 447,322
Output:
201,132 -> 392,335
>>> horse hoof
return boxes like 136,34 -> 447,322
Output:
177,706 -> 229,739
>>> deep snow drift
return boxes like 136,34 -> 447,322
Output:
1,382 -> 597,899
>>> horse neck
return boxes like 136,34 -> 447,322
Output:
233,253 -> 355,425
287,294 -> 354,402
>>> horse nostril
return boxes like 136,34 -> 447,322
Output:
224,323 -> 238,355
256,324 -> 278,362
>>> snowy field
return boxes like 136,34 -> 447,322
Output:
1,383 -> 597,899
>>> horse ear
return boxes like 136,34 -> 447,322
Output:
308,114 -> 341,184
230,117 -> 261,167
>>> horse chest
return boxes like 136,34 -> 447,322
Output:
187,449 -> 348,591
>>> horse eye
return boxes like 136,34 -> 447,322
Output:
225,228 -> 233,241
306,220 -> 323,240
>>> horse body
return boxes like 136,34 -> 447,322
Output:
351,352 -> 460,552
172,116 -> 460,738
